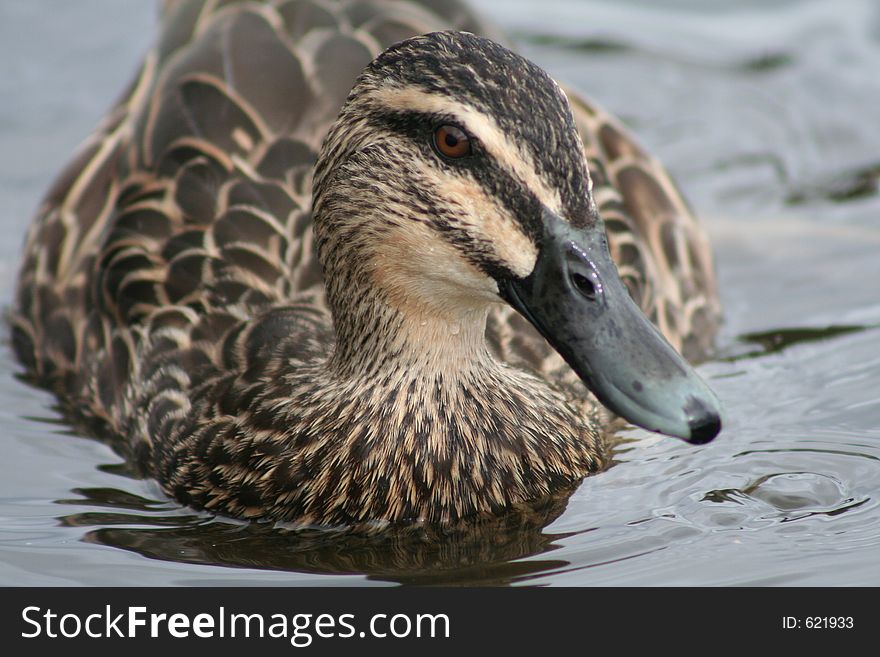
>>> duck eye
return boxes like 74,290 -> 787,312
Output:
433,124 -> 471,159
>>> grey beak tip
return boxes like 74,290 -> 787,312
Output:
685,403 -> 722,445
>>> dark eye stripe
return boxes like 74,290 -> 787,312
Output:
433,124 -> 471,159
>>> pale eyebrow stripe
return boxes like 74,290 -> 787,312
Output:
367,86 -> 563,214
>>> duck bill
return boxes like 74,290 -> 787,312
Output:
498,209 -> 722,444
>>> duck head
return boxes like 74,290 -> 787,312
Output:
312,31 -> 722,444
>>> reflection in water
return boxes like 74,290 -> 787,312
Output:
517,33 -> 631,54
58,486 -> 577,585
787,162 -> 880,205
721,324 -> 871,362
517,32 -> 795,74
702,471 -> 869,522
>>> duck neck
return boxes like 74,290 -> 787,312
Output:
313,183 -> 502,382
325,271 -> 494,380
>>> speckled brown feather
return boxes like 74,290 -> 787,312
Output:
12,0 -> 719,527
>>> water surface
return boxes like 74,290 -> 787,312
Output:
1,0 -> 878,585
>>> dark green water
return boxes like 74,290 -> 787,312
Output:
1,0 -> 878,585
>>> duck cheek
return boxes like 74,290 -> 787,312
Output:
419,257 -> 500,308
427,173 -> 539,279
368,226 -> 499,309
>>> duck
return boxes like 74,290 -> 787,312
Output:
12,0 -> 722,528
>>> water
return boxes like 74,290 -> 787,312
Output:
1,0 -> 878,585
